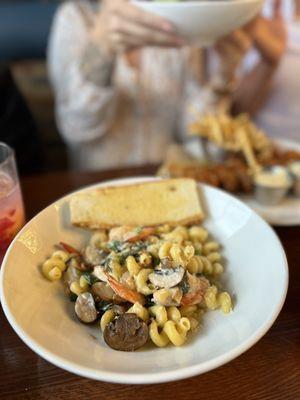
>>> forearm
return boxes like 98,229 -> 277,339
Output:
245,17 -> 286,66
47,2 -> 118,144
56,92 -> 116,144
55,50 -> 117,144
231,60 -> 278,116
79,40 -> 115,87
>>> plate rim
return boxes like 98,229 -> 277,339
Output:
0,176 -> 289,384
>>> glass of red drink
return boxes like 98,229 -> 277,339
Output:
0,142 -> 25,265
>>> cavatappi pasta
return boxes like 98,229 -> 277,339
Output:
41,224 -> 233,351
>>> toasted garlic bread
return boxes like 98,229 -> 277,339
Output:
70,179 -> 203,229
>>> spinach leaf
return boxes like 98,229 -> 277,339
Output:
107,240 -> 123,252
128,241 -> 147,255
82,272 -> 99,285
118,252 -> 129,265
152,255 -> 161,267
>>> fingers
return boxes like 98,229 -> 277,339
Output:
109,32 -> 142,53
273,0 -> 282,18
118,1 -> 174,33
230,30 -> 252,53
111,16 -> 183,47
217,30 -> 252,55
216,41 -> 240,65
99,0 -> 185,53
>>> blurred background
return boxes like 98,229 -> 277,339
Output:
1,0 -> 299,176
0,0 -> 67,175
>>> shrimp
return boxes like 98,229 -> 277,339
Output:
125,227 -> 155,242
181,272 -> 210,306
105,272 -> 146,305
109,226 -> 133,242
109,226 -> 155,243
60,242 -> 80,255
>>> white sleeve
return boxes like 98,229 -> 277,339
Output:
47,2 -> 117,144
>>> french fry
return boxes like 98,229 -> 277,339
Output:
188,112 -> 272,172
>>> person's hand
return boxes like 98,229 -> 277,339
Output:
215,29 -> 253,72
244,0 -> 287,66
90,0 -> 185,56
214,29 -> 252,89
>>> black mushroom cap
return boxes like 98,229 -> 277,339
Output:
104,313 -> 149,351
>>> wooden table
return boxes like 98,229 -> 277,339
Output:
1,166 -> 299,400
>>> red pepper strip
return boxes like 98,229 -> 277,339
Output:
59,242 -> 80,255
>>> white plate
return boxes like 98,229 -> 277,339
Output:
185,138 -> 300,226
0,177 -> 288,384
242,139 -> 300,226
133,0 -> 263,46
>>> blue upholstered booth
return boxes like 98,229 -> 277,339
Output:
0,1 -> 60,60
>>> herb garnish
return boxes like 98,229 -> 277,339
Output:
118,253 -> 128,265
82,272 -> 99,285
179,272 -> 190,295
105,240 -> 149,266
107,240 -> 123,252
135,226 -> 142,234
152,255 -> 161,267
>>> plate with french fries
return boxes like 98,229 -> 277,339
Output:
159,113 -> 300,226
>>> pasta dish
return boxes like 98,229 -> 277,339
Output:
41,223 -> 232,351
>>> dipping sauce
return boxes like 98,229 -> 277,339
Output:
254,167 -> 291,188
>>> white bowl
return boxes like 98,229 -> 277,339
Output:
133,0 -> 263,46
0,177 -> 288,384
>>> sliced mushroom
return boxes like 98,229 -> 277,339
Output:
91,282 -> 126,304
75,292 -> 98,323
84,245 -> 106,266
63,265 -> 82,295
149,266 -> 185,289
91,282 -> 124,304
153,287 -> 183,307
112,304 -> 127,315
104,313 -> 148,351
91,282 -> 113,301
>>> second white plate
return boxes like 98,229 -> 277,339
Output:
185,138 -> 300,226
